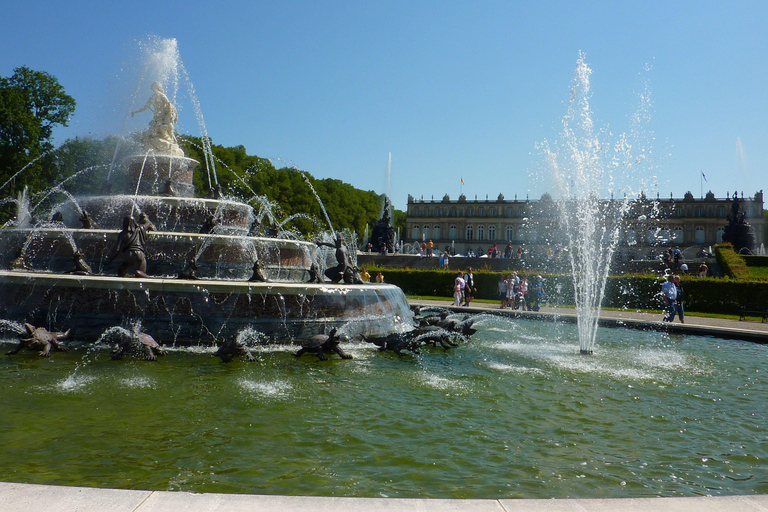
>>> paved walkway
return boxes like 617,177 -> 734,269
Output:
2,304 -> 767,511
2,482 -> 768,512
410,299 -> 768,343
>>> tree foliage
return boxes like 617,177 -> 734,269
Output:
181,136 -> 402,239
0,67 -> 76,195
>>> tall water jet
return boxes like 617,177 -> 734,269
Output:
538,53 -> 654,354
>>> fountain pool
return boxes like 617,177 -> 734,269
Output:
2,315 -> 766,499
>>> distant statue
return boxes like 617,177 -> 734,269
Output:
200,215 -> 217,234
371,196 -> 395,254
162,179 -> 176,197
131,81 -> 183,156
208,184 -> 224,200
315,232 -> 363,284
722,192 -> 756,253
138,212 -> 156,233
9,247 -> 30,271
177,258 -> 199,280
79,209 -> 98,229
249,260 -> 269,282
307,262 -> 323,283
106,216 -> 150,278
69,250 -> 93,276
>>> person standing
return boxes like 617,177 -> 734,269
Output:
661,273 -> 678,322
498,274 -> 508,309
427,239 -> 434,257
453,271 -> 465,306
443,251 -> 450,269
531,275 -> 545,311
463,267 -> 476,307
519,274 -> 529,310
673,275 -> 685,323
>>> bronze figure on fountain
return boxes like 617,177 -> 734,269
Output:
316,232 -> 363,284
106,216 -> 153,278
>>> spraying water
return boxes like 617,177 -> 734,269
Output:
538,52 -> 655,354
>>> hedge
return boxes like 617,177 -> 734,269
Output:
371,267 -> 768,315
744,255 -> 768,268
715,243 -> 751,279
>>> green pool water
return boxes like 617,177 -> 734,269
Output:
1,315 -> 766,499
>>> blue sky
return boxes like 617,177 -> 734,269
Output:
2,1 -> 766,210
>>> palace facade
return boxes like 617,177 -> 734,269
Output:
405,191 -> 765,256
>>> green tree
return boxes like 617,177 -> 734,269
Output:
0,67 -> 76,195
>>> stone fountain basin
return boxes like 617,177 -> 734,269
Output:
0,270 -> 413,344
63,195 -> 254,235
0,228 -> 317,281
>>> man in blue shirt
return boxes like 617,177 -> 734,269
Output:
661,273 -> 678,322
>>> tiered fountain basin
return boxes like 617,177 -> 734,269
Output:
0,151 -> 414,345
0,270 -> 412,344
0,227 -> 316,281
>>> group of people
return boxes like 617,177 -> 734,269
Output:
495,272 -> 545,311
661,272 -> 685,323
359,267 -> 384,283
452,268 -> 477,307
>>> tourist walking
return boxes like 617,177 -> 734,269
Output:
530,275 -> 545,311
498,274 -> 508,309
661,273 -> 677,322
519,274 -> 529,310
463,267 -> 476,307
673,275 -> 685,323
453,271 -> 466,306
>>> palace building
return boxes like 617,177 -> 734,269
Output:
405,191 -> 765,256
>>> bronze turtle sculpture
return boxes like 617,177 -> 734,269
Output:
6,323 -> 70,357
214,337 -> 256,363
294,328 -> 352,361
110,329 -> 165,361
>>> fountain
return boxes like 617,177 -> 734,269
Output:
2,43 -> 767,504
0,38 -> 413,344
538,52 -> 652,355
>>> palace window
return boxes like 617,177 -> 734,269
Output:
673,226 -> 684,243
467,208 -> 473,217
716,227 -> 724,243
506,225 -> 514,241
478,226 -> 485,241
412,225 -> 420,240
433,225 -> 441,240
488,225 -> 496,240
478,207 -> 485,217
489,208 -> 495,217
695,226 -> 705,244
449,225 -> 457,240
466,225 -> 474,240
423,226 -> 430,240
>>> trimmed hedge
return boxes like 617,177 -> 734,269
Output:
715,243 -> 751,279
744,255 -> 768,268
370,267 -> 768,315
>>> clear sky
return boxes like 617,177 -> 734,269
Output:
2,1 -> 766,210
